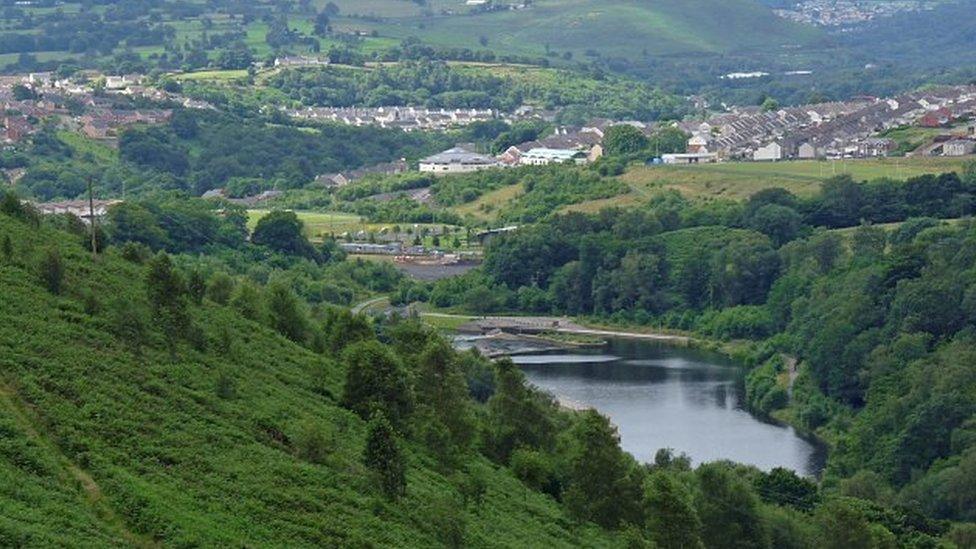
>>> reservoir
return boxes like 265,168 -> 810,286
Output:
510,337 -> 827,477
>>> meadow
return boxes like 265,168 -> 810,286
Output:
346,0 -> 819,60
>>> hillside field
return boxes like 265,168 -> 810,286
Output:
333,0 -> 819,60
0,210 -> 616,547
450,156 -> 972,221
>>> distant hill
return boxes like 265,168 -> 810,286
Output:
335,0 -> 821,59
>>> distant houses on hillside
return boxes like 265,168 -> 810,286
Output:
676,85 -> 976,161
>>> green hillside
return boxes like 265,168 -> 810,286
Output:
0,211 -> 614,547
338,0 -> 820,59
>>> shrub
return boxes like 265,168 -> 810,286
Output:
294,419 -> 331,464
119,241 -> 151,264
39,248 -> 64,295
206,272 -> 235,305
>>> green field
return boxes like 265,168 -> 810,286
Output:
452,157 -> 971,222
335,0 -> 819,60
248,209 -> 467,242
615,157 -> 969,201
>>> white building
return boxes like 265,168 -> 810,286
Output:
943,139 -> 976,157
519,148 -> 587,166
661,152 -> 718,165
754,142 -> 784,161
419,147 -> 500,174
797,142 -> 820,159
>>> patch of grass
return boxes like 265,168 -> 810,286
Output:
615,157 -> 970,203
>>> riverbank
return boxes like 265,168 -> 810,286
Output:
426,311 -> 831,465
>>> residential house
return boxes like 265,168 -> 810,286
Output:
918,108 -> 953,128
943,139 -> 976,157
33,199 -> 122,224
858,137 -> 896,157
753,142 -> 784,161
274,56 -> 330,68
686,134 -> 711,154
797,142 -> 820,159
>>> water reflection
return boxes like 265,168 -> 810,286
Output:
511,338 -> 827,477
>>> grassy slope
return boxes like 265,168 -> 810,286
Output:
455,157 -> 969,222
345,0 -> 818,59
0,214 -> 615,547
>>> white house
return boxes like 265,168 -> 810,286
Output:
943,139 -> 976,157
419,147 -> 500,174
519,148 -> 588,166
754,142 -> 784,161
661,152 -> 718,165
797,142 -> 819,159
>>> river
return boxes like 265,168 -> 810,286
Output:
510,337 -> 827,477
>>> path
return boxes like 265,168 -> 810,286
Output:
783,354 -> 799,398
0,381 -> 157,548
422,313 -> 692,344
351,296 -> 388,314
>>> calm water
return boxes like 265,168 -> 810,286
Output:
512,338 -> 827,477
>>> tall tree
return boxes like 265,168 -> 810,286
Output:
341,341 -> 413,429
483,358 -> 554,462
363,411 -> 407,500
644,472 -> 703,549
145,252 -> 190,353
414,339 -> 475,459
563,410 -> 642,528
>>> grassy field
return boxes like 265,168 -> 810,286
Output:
347,0 -> 819,60
604,157 -> 971,203
248,209 -> 467,243
452,183 -> 525,222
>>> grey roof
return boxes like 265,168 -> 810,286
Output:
420,147 -> 497,165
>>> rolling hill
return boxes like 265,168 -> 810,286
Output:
334,0 -> 821,59
0,210 -> 616,547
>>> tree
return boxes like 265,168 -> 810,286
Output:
341,341 -> 413,429
231,281 -> 266,323
39,247 -> 64,295
266,282 -> 308,343
644,472 -> 703,549
483,358 -> 554,462
414,339 -> 475,459
603,125 -> 649,157
108,297 -> 149,357
563,410 -> 643,528
187,269 -> 206,305
753,467 -> 819,511
322,307 -> 373,353
814,499 -> 873,549
1,234 -> 12,262
695,463 -> 769,549
145,253 -> 190,353
747,204 -> 803,247
363,411 -> 407,500
207,272 -> 235,305
251,210 -> 320,261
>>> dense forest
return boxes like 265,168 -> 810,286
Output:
4,192 -> 975,547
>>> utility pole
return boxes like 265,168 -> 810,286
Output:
87,176 -> 97,258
